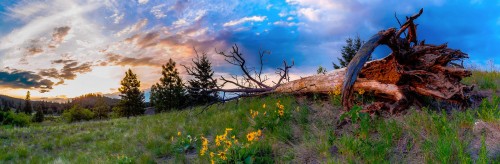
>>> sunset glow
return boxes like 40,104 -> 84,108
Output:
0,0 -> 499,100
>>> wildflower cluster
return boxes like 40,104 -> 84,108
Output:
328,84 -> 342,106
250,110 -> 259,118
246,129 -> 262,142
276,100 -> 285,117
198,127 -> 264,163
328,84 -> 342,96
171,131 -> 198,153
250,100 -> 291,132
200,136 -> 209,156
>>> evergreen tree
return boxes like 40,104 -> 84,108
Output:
184,51 -> 218,105
32,110 -> 44,122
150,59 -> 185,112
16,102 -> 21,113
23,91 -> 33,114
2,103 -> 8,112
93,96 -> 109,119
333,36 -> 369,69
118,69 -> 145,118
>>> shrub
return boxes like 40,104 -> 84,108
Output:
32,111 -> 44,123
62,105 -> 95,122
0,111 -> 31,127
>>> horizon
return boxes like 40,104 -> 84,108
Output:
1,0 -> 499,101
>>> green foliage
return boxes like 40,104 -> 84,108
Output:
62,105 -> 94,122
251,100 -> 291,132
92,97 -> 109,119
184,51 -> 219,105
0,111 -> 31,126
316,66 -> 327,75
151,58 -> 185,112
31,110 -> 44,123
478,134 -> 489,164
118,69 -> 145,118
462,70 -> 500,91
173,134 -> 197,154
333,36 -> 367,69
477,95 -> 500,122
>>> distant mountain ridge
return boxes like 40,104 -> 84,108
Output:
0,94 -> 121,113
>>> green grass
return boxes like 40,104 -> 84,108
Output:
463,70 -> 500,91
1,73 -> 500,163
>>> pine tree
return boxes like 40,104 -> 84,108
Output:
2,103 -> 8,112
184,51 -> 218,105
32,110 -> 44,122
150,58 -> 185,112
118,69 -> 145,118
333,36 -> 369,69
23,91 -> 33,114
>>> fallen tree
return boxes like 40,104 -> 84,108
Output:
215,9 -> 475,113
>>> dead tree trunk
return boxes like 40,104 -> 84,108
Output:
215,8 -> 474,113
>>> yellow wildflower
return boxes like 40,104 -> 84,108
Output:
211,160 -> 215,164
257,129 -> 262,136
218,151 -> 227,160
333,85 -> 341,96
251,111 -> 259,118
225,141 -> 232,149
358,88 -> 365,95
210,152 -> 215,158
278,110 -> 284,116
247,132 -> 255,141
262,104 -> 266,108
171,136 -> 174,141
177,131 -> 181,136
200,136 -> 209,156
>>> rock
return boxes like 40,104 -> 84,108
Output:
469,120 -> 500,160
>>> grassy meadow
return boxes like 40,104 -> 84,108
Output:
0,71 -> 499,163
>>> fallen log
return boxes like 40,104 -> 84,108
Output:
215,8 -> 475,113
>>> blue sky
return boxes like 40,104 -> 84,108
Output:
0,0 -> 498,100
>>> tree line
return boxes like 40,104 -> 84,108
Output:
117,50 -> 218,118
2,36 -> 364,124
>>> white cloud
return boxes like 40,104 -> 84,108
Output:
110,10 -> 124,24
298,8 -> 320,22
172,19 -> 188,27
273,21 -> 302,27
150,4 -> 167,19
0,0 -> 103,51
115,19 -> 149,37
138,0 -> 149,4
223,16 -> 267,27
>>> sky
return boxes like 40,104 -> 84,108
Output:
0,0 -> 499,101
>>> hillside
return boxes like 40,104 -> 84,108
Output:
0,94 -> 121,114
1,92 -> 499,163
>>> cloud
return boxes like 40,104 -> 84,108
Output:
115,19 -> 149,37
48,26 -> 71,48
0,69 -> 54,92
151,4 -> 167,19
25,39 -> 44,56
223,16 -> 267,27
138,0 -> 149,4
105,53 -> 159,67
110,10 -> 125,24
38,59 -> 93,85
